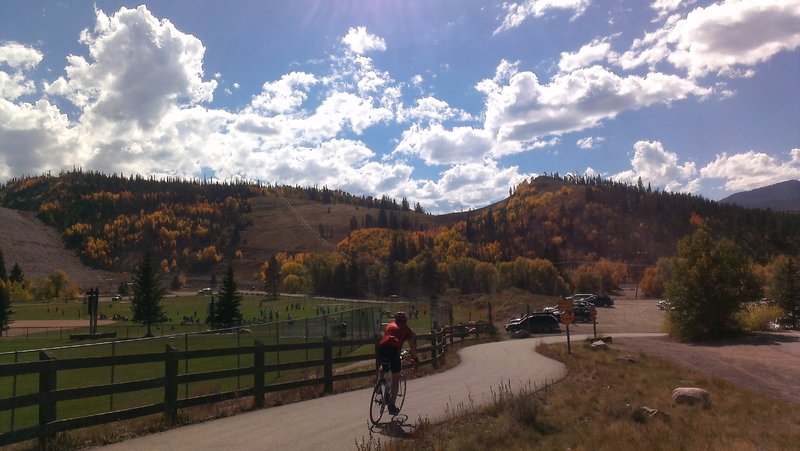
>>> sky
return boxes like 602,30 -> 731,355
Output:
0,0 -> 798,213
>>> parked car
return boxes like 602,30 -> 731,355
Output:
505,313 -> 561,333
111,294 -> 122,301
572,306 -> 595,322
657,300 -> 672,310
570,293 -> 595,302
198,287 -> 213,295
542,306 -> 561,320
587,295 -> 614,307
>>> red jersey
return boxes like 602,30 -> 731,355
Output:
379,321 -> 414,349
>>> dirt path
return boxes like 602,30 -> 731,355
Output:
615,332 -> 800,404
570,297 -> 800,405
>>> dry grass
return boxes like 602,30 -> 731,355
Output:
367,340 -> 800,451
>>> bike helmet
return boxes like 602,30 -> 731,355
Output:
394,311 -> 408,324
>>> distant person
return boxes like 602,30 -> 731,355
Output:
376,312 -> 418,415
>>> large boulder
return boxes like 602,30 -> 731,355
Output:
672,387 -> 711,408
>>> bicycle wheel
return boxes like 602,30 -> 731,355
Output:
395,371 -> 407,412
369,380 -> 386,424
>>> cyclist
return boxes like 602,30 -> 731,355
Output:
377,311 -> 418,415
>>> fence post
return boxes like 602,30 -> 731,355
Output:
253,340 -> 265,409
164,344 -> 179,425
39,350 -> 57,451
488,302 -> 495,337
323,337 -> 333,394
440,329 -> 447,363
431,330 -> 439,370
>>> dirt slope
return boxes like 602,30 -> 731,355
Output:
0,207 -> 124,291
234,195 -> 450,282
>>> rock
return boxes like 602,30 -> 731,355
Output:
511,329 -> 531,339
591,340 -> 608,350
633,406 -> 671,422
672,387 -> 711,409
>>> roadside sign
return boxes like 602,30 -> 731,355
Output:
591,308 -> 597,318
559,299 -> 573,326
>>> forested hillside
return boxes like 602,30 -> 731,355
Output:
2,170 -> 798,299
457,175 -> 800,265
0,170 -> 438,280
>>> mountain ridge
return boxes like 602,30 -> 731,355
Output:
720,180 -> 800,212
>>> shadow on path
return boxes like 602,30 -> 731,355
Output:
369,415 -> 415,439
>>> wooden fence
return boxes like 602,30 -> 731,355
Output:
0,325 -> 489,448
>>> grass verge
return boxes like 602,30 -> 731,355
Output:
363,340 -> 800,450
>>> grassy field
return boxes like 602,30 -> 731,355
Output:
364,341 -> 800,451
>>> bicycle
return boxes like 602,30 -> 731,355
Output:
370,351 -> 417,425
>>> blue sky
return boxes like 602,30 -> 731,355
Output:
1,1 -> 798,213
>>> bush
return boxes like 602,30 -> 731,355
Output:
737,304 -> 785,331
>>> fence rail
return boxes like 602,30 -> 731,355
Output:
0,324 -> 489,448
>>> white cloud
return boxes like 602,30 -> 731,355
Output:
397,96 -> 474,124
700,148 -> 800,192
0,43 -> 42,101
576,136 -> 604,149
651,0 -> 696,19
0,42 -> 43,70
621,0 -> 800,78
495,0 -> 592,34
425,161 -> 533,212
0,98 -> 78,180
613,140 -> 697,192
341,26 -> 387,55
0,71 -> 37,101
248,72 -> 317,114
394,124 -> 493,165
558,39 -> 612,73
303,91 -> 392,140
480,65 -> 710,144
46,5 -> 217,132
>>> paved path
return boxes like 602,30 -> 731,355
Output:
96,334 -> 661,451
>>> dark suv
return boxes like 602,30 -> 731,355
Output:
505,313 -> 561,333
588,295 -> 614,307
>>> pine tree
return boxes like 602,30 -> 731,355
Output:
264,255 -> 280,299
9,263 -> 23,284
0,282 -> 13,336
214,263 -> 242,327
130,253 -> 166,337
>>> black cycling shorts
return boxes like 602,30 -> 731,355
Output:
377,344 -> 401,374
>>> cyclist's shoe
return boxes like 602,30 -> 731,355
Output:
388,404 -> 400,415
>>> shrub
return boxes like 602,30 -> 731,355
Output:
737,304 -> 784,331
